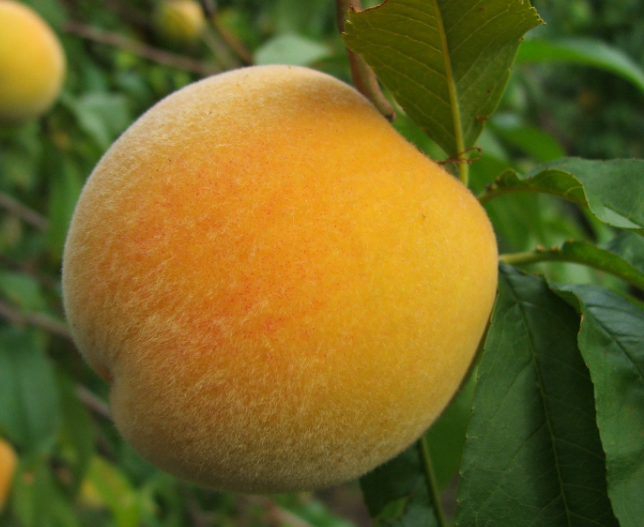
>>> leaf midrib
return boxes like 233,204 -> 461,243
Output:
508,276 -> 575,526
429,0 -> 464,157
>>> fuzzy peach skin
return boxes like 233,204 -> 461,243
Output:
62,65 -> 498,493
0,0 -> 65,123
0,438 -> 16,511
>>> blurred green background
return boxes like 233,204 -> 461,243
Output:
1,0 -> 643,525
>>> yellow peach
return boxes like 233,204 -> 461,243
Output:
0,0 -> 65,123
62,65 -> 498,493
154,0 -> 205,44
0,438 -> 16,511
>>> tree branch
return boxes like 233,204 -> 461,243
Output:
64,21 -> 220,77
198,0 -> 253,65
76,385 -> 112,419
0,255 -> 59,290
0,300 -> 73,342
212,16 -> 253,65
0,192 -> 48,231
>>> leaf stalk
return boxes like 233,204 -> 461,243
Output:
500,247 -> 644,291
458,157 -> 470,186
429,0 -> 468,186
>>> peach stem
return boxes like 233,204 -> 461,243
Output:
335,0 -> 395,121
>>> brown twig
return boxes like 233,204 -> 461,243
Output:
182,487 -> 218,527
0,300 -> 22,326
0,296 -> 114,422
197,0 -> 216,18
0,300 -> 113,423
0,255 -> 60,290
212,16 -> 253,65
336,0 -> 395,121
63,0 -> 151,33
197,0 -> 253,66
437,146 -> 483,167
76,385 -> 112,419
0,192 -> 49,231
100,0 -> 151,31
0,300 -> 73,342
63,21 -> 220,77
201,28 -> 240,70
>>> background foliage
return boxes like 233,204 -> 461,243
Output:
1,0 -> 643,526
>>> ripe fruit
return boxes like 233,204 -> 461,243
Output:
62,65 -> 498,493
0,0 -> 66,123
154,0 -> 205,44
0,438 -> 16,511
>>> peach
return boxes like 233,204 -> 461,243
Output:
0,438 -> 16,510
62,65 -> 498,493
154,0 -> 205,44
0,0 -> 65,123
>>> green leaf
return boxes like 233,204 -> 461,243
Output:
11,458 -> 81,527
255,33 -> 330,66
0,328 -> 60,454
480,158 -> 644,232
551,284 -> 644,527
490,115 -> 566,163
86,457 -> 142,527
12,460 -> 53,527
477,180 -> 548,254
27,0 -> 70,29
426,371 -> 476,490
392,112 -> 447,160
273,492 -> 356,527
456,265 -> 618,527
0,150 -> 39,191
56,372 -> 95,494
360,445 -> 421,519
517,38 -> 644,95
0,272 -> 46,312
479,166 -> 586,206
603,232 -> 644,275
63,93 -> 131,150
273,0 -> 333,37
379,495 -> 439,527
359,377 -> 475,523
343,0 -> 543,156
503,238 -> 644,291
476,127 -> 509,162
46,152 -> 83,260
360,440 -> 439,526
0,123 -> 42,191
139,474 -> 186,527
